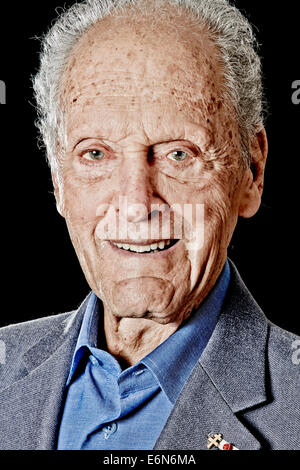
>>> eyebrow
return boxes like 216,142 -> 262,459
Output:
69,119 -> 213,149
71,135 -> 201,152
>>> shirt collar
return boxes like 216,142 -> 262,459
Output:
66,292 -> 101,386
66,260 -> 230,399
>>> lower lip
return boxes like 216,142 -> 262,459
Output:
108,239 -> 181,258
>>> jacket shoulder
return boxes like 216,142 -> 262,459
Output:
0,311 -> 76,386
267,321 -> 300,382
243,321 -> 300,449
0,311 -> 76,346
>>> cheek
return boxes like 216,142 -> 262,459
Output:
61,172 -> 105,226
204,174 -> 242,247
193,172 -> 240,236
155,161 -> 240,239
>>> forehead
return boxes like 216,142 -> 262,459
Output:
61,8 -> 228,144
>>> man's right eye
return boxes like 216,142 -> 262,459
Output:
81,150 -> 105,161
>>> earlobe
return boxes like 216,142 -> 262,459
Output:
238,169 -> 261,218
238,127 -> 268,219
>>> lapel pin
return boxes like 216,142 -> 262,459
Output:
207,433 -> 239,450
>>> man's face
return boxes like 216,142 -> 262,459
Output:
55,13 -> 252,325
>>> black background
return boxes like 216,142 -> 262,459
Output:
0,0 -> 299,335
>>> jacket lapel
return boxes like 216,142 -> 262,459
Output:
154,362 -> 262,450
155,260 -> 269,450
0,295 -> 89,450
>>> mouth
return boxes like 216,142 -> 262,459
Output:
110,239 -> 180,253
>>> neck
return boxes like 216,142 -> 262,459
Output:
103,309 -> 181,367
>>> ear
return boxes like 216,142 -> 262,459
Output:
238,127 -> 268,219
51,171 -> 65,218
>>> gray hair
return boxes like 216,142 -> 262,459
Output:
33,0 -> 265,170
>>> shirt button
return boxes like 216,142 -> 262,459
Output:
89,355 -> 98,366
103,422 -> 117,439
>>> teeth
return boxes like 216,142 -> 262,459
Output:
111,240 -> 173,253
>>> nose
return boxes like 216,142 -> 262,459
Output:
118,153 -> 153,223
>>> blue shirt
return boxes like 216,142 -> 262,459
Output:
57,261 -> 230,450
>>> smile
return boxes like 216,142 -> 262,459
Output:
110,239 -> 179,253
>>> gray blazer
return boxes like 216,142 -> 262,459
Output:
0,261 -> 299,450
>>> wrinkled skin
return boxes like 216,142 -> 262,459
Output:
53,9 -> 268,366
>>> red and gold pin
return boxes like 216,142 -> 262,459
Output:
207,433 -> 238,450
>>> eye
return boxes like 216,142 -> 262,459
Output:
81,150 -> 105,161
167,150 -> 188,162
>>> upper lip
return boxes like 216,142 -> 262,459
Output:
109,239 -> 176,246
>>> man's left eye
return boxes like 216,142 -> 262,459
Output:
82,150 -> 105,161
167,150 -> 188,162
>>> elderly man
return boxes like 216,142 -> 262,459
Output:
0,0 -> 299,451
